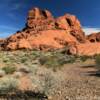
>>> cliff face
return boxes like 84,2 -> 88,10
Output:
0,7 -> 100,56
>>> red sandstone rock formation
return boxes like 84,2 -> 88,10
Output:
0,7 -> 100,56
56,14 -> 86,43
87,32 -> 100,42
1,7 -> 85,50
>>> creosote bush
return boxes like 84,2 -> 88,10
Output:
2,66 -> 16,74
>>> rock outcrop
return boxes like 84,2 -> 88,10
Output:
0,7 -> 86,51
0,7 -> 100,56
87,32 -> 100,42
56,14 -> 86,43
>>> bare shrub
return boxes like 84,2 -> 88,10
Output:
31,67 -> 65,97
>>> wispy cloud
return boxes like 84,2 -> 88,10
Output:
0,25 -> 18,38
0,32 -> 13,38
0,25 -> 17,31
83,26 -> 100,35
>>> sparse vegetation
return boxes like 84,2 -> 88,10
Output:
0,50 -> 100,99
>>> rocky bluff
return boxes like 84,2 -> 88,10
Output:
0,7 -> 100,55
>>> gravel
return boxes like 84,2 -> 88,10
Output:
50,63 -> 100,100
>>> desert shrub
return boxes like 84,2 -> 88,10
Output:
39,52 -> 76,69
2,66 -> 16,74
95,54 -> 100,68
65,56 -> 76,63
80,55 -> 90,62
0,77 -> 19,94
39,55 -> 63,69
31,51 -> 41,58
31,67 -> 65,97
20,57 -> 28,63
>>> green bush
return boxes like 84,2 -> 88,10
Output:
39,55 -> 59,68
2,66 -> 16,74
95,54 -> 100,68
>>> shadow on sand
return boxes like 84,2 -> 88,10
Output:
86,70 -> 100,77
80,64 -> 95,68
80,64 -> 100,77
0,90 -> 47,100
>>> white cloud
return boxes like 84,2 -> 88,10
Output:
83,27 -> 100,35
0,25 -> 17,31
0,25 -> 18,38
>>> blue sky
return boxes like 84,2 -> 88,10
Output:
0,0 -> 100,38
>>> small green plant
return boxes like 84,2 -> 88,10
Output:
2,66 -> 16,74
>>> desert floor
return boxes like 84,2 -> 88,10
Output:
0,51 -> 99,100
